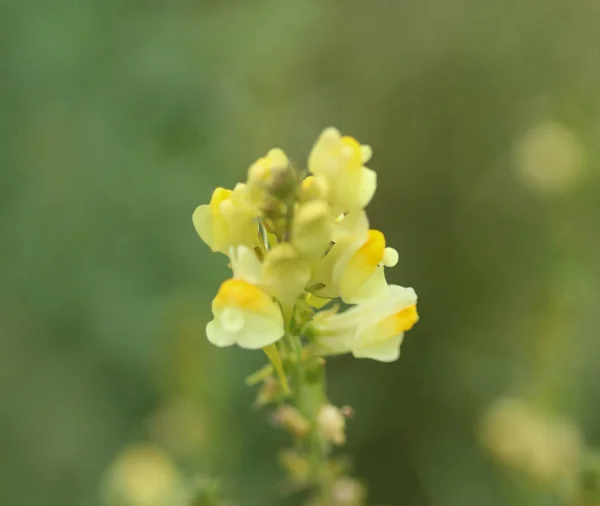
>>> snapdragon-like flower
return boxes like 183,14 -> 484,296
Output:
308,127 -> 376,213
193,126 -> 420,504
194,126 -> 418,361
192,184 -> 260,254
310,211 -> 399,304
308,285 -> 419,362
206,247 -> 284,349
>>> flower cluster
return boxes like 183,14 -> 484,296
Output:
193,127 -> 419,362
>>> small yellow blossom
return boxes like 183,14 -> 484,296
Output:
311,211 -> 398,304
309,285 -> 418,362
206,246 -> 284,349
247,148 -> 295,208
308,127 -> 376,213
192,184 -> 259,254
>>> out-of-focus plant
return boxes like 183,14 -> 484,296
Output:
192,127 -> 420,505
480,396 -> 600,506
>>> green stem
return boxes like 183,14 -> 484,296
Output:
286,333 -> 333,502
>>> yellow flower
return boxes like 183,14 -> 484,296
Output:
206,247 -> 284,349
247,148 -> 295,208
311,211 -> 398,304
308,127 -> 376,212
192,184 -> 259,254
309,285 -> 418,362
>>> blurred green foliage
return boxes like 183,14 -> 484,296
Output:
1,1 -> 600,505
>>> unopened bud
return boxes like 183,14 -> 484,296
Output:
254,376 -> 280,408
292,201 -> 333,260
272,405 -> 310,438
317,404 -> 346,446
247,148 -> 296,206
300,175 -> 329,202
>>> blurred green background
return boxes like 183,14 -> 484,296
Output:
2,1 -> 600,505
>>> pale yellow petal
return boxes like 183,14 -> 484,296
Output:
230,246 -> 262,284
360,145 -> 373,163
292,201 -> 333,260
236,312 -> 284,349
192,205 -> 216,251
308,127 -> 342,175
341,265 -> 389,304
213,279 -> 280,320
332,210 -> 369,242
356,167 -> 377,209
352,334 -> 403,362
337,230 -> 386,302
206,319 -> 237,347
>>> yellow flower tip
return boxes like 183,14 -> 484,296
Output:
320,126 -> 342,144
248,148 -> 289,182
360,144 -> 373,163
340,136 -> 362,169
214,278 -> 273,314
247,161 -> 270,184
208,278 -> 284,349
351,229 -> 386,270
382,247 -> 399,267
209,187 -> 232,212
300,175 -> 329,201
387,304 -> 419,334
266,148 -> 289,167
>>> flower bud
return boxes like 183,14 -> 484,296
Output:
317,404 -> 346,446
292,201 -> 333,260
247,148 -> 296,209
273,405 -> 310,438
299,175 -> 329,202
254,376 -> 280,408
